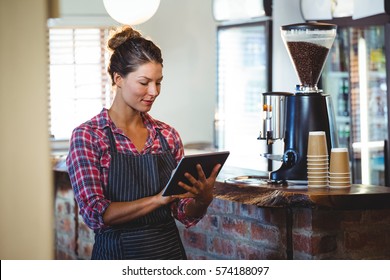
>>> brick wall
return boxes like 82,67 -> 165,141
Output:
292,208 -> 390,259
54,171 -> 94,260
176,198 -> 288,259
179,201 -> 390,259
54,171 -> 390,260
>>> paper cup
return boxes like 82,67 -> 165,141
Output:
308,169 -> 329,173
329,148 -> 350,173
329,174 -> 350,179
307,155 -> 329,159
329,172 -> 350,175
308,171 -> 328,176
307,131 -> 328,156
308,184 -> 328,188
308,179 -> 328,183
308,163 -> 329,167
329,179 -> 350,184
329,178 -> 350,183
329,185 -> 351,189
307,159 -> 329,163
309,180 -> 328,184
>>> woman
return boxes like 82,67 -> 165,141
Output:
66,25 -> 220,260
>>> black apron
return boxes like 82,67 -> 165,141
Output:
91,128 -> 187,260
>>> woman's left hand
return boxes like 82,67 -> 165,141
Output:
173,163 -> 221,207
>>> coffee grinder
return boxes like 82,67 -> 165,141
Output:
259,22 -> 339,183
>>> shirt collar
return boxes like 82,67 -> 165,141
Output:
93,108 -> 164,139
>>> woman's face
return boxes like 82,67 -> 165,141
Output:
115,62 -> 163,113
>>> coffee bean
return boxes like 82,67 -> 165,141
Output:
287,41 -> 330,87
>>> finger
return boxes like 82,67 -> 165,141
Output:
196,164 -> 207,182
171,192 -> 196,200
210,164 -> 222,179
184,172 -> 198,185
178,181 -> 199,195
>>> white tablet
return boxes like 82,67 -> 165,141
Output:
162,151 -> 230,196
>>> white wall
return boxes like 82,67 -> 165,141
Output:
138,0 -> 217,145
0,0 -> 54,259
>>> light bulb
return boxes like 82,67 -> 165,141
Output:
103,0 -> 161,25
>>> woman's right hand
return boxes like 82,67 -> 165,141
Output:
155,189 -> 177,206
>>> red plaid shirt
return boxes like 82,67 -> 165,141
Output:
66,108 -> 202,230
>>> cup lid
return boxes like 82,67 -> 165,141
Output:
331,148 -> 348,152
309,131 -> 326,135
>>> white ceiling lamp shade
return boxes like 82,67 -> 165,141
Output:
103,0 -> 161,25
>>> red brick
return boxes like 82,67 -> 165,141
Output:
221,216 -> 248,237
314,235 -> 337,254
208,236 -> 235,257
293,232 -> 337,256
341,210 -> 362,223
78,219 -> 94,240
293,232 -> 312,254
344,230 -> 367,250
55,199 -> 74,216
263,208 -> 286,226
262,249 -> 286,259
55,249 -> 75,260
250,222 -> 280,246
61,218 -> 73,233
363,209 -> 390,223
197,214 -> 219,231
186,252 -> 207,260
311,210 -> 341,231
236,243 -> 263,259
56,234 -> 76,252
294,208 -> 312,230
209,198 -> 234,214
235,205 -> 286,227
78,242 -> 93,259
182,230 -> 207,251
235,203 -> 262,219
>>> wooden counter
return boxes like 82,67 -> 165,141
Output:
214,166 -> 390,210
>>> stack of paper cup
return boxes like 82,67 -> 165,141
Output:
329,148 -> 351,188
307,131 -> 329,188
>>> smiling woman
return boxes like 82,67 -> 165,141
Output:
65,25 -> 221,260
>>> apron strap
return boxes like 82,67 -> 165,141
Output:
105,127 -> 118,153
156,128 -> 171,153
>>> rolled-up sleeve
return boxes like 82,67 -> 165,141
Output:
171,198 -> 204,228
66,127 -> 110,230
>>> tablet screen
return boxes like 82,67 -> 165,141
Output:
162,151 -> 230,196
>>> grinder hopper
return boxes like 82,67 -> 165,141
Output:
281,23 -> 337,92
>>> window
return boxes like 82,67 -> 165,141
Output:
215,21 -> 271,170
48,28 -> 112,140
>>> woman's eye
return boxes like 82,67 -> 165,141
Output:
140,82 -> 148,86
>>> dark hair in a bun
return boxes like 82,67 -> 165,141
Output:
107,25 -> 163,85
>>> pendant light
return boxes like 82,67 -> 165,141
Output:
103,0 -> 161,25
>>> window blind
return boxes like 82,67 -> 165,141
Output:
48,28 -> 111,140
